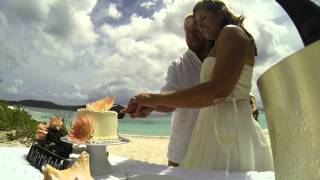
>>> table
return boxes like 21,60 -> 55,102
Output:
0,147 -> 275,180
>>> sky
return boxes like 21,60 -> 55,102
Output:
0,0 -> 319,107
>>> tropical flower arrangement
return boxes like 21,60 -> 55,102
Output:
86,96 -> 115,111
67,114 -> 95,143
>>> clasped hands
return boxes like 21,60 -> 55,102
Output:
120,93 -> 159,118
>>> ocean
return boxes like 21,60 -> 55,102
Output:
24,106 -> 268,136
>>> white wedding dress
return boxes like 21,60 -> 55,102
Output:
180,57 -> 274,171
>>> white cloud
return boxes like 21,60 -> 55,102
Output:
0,0 -> 98,72
43,1 -> 97,45
106,3 -> 121,20
96,2 -> 192,104
61,91 -> 88,101
54,84 -> 89,102
140,1 -> 157,9
0,0 -> 98,104
70,0 -> 96,13
6,79 -> 23,94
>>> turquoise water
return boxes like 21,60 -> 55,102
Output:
258,111 -> 268,129
119,116 -> 172,136
24,106 -> 268,136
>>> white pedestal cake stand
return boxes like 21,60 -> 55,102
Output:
61,136 -> 129,177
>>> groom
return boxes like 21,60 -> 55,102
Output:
122,14 -> 211,166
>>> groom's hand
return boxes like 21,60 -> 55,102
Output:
121,104 -> 154,118
120,97 -> 138,114
131,106 -> 154,118
121,97 -> 154,118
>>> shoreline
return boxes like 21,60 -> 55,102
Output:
119,133 -> 170,139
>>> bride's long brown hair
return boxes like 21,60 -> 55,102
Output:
193,0 -> 257,55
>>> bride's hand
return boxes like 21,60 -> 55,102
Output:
121,96 -> 155,118
133,93 -> 159,108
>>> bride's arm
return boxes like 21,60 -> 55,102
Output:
154,80 -> 227,108
136,26 -> 252,108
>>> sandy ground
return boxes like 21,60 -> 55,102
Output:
108,135 -> 170,165
109,129 -> 272,166
0,130 -> 272,166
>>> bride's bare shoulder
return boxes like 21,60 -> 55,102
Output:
218,25 -> 251,44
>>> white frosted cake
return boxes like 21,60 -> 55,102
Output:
76,108 -> 119,140
68,96 -> 119,143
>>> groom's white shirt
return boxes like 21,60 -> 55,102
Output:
161,49 -> 201,163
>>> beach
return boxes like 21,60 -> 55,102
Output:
109,129 -> 272,166
108,135 -> 170,165
0,130 -> 271,166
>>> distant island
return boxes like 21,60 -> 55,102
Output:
3,99 -> 85,111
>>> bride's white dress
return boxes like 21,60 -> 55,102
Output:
180,57 -> 274,171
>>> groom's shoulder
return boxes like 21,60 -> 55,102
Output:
176,50 -> 194,63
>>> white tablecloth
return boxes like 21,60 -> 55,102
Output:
0,147 -> 275,180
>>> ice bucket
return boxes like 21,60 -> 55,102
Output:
257,40 -> 320,179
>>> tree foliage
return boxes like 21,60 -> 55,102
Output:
0,101 -> 38,141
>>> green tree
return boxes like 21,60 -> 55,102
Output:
0,101 -> 38,142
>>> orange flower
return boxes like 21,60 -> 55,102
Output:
35,123 -> 48,141
68,114 -> 95,143
49,116 -> 64,130
86,96 -> 115,111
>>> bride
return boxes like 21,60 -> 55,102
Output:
124,0 -> 273,171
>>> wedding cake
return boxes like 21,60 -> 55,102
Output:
77,108 -> 118,140
68,96 -> 119,143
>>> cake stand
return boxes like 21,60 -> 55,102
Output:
61,136 -> 129,177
